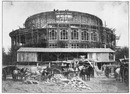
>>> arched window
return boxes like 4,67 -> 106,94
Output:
81,30 -> 89,40
49,29 -> 57,40
71,29 -> 78,40
60,29 -> 68,40
91,32 -> 97,42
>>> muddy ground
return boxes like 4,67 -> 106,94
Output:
2,75 -> 129,93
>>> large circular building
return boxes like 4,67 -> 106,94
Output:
9,10 -> 116,66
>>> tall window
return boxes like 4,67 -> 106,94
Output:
106,34 -> 109,43
60,29 -> 68,40
91,32 -> 97,42
93,33 -> 97,42
49,29 -> 57,40
71,29 -> 78,40
81,30 -> 89,40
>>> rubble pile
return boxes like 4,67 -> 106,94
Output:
50,74 -> 69,83
49,74 -> 91,90
67,77 -> 91,90
23,73 -> 91,90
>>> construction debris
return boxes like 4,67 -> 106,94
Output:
67,76 -> 91,90
23,73 -> 91,90
23,74 -> 41,84
50,74 -> 69,83
48,74 -> 91,90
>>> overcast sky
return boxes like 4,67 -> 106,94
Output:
2,1 -> 129,52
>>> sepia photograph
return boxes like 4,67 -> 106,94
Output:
2,1 -> 129,93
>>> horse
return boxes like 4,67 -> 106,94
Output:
12,69 -> 20,80
12,67 -> 30,81
79,65 -> 93,81
2,66 -> 18,80
86,65 -> 94,80
12,67 -> 40,81
89,66 -> 94,77
120,63 -> 129,83
79,66 -> 86,80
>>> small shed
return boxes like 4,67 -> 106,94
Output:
17,47 -> 115,66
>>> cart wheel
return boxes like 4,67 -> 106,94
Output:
52,68 -> 61,74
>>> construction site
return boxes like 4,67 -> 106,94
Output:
2,10 -> 129,93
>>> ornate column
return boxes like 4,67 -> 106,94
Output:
68,27 -> 71,48
78,28 -> 81,42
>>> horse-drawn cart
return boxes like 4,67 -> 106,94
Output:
47,60 -> 76,79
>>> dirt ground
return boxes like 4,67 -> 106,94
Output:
2,74 -> 129,93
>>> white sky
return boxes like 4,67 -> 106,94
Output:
2,1 -> 129,52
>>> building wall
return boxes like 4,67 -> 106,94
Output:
17,52 -> 37,62
25,11 -> 102,29
88,52 -> 115,62
9,10 -> 116,63
17,51 -> 115,62
10,10 -> 116,50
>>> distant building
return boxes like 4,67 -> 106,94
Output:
9,10 -> 116,67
